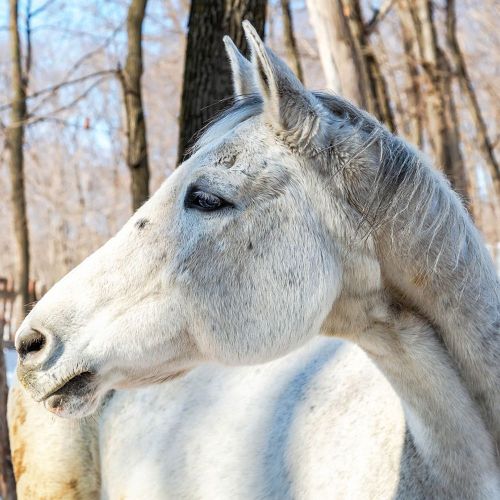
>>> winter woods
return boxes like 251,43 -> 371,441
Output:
0,1 -> 498,498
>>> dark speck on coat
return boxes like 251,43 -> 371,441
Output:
135,218 -> 149,230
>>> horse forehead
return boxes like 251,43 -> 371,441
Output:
202,118 -> 278,165
186,118 -> 303,191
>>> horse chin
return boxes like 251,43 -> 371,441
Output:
42,372 -> 103,419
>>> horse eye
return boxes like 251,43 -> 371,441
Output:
185,189 -> 229,211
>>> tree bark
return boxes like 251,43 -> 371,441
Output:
307,0 -> 395,131
6,0 -> 30,329
3,7 -> 26,496
338,0 -> 396,131
306,0 -> 355,97
407,0 -> 468,199
1,4 -> 22,486
280,0 -> 303,83
119,0 -> 150,211
177,0 -> 267,164
445,0 -> 499,195
396,0 -> 424,147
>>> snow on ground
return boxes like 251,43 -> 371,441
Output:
3,348 -> 17,387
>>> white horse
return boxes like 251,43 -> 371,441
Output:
11,22 -> 500,498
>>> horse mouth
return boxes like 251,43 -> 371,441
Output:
42,371 -> 98,417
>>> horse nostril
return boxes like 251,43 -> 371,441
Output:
17,329 -> 47,359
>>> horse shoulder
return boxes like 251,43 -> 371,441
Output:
99,338 -> 406,499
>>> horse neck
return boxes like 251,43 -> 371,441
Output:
325,283 -> 500,496
368,151 -> 500,449
330,126 -> 500,448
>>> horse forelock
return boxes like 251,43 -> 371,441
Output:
190,95 -> 263,156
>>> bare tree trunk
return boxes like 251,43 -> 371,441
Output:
6,0 -> 30,329
396,0 -> 424,147
0,341 -> 16,500
306,0 -> 355,97
445,0 -> 499,195
280,0 -> 303,82
339,0 -> 396,131
408,0 -> 468,199
119,0 -> 150,211
307,0 -> 395,130
177,0 -> 267,164
1,1 -> 22,480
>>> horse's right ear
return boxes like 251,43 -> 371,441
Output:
223,36 -> 257,99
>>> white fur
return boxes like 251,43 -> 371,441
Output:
11,338 -> 407,499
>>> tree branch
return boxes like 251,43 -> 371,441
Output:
60,22 -> 124,82
30,0 -> 58,17
365,0 -> 395,36
24,0 -> 32,88
26,75 -> 112,126
0,69 -> 117,112
28,22 -> 123,114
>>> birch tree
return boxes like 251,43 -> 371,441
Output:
306,0 -> 354,96
307,0 -> 395,131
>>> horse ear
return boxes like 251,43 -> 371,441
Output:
223,35 -> 257,99
242,21 -> 326,147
